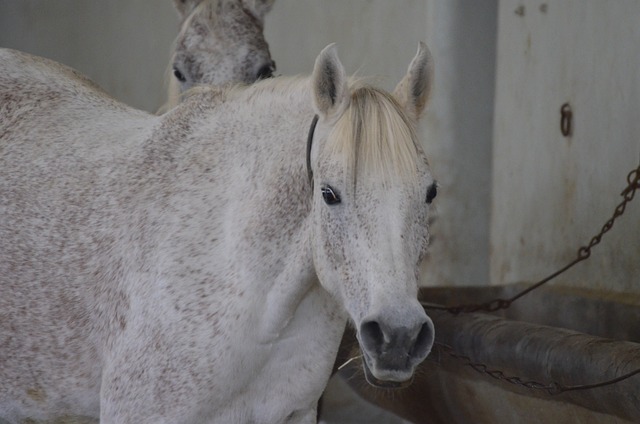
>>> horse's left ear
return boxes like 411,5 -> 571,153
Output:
243,0 -> 276,22
393,42 -> 434,121
312,44 -> 349,122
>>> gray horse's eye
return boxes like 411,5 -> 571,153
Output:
426,182 -> 437,204
321,185 -> 341,205
256,63 -> 275,80
173,67 -> 187,83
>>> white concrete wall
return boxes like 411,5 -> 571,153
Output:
491,0 -> 640,292
0,0 -> 497,287
0,0 -> 178,112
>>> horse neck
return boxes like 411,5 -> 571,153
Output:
256,223 -> 347,377
221,83 -> 347,339
157,82 -> 344,337
257,221 -> 317,340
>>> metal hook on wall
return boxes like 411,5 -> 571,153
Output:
560,103 -> 573,137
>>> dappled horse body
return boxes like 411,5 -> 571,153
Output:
0,42 -> 436,423
165,0 -> 276,109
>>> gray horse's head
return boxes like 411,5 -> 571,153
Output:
169,0 -> 275,95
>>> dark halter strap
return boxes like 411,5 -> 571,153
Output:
306,114 -> 319,190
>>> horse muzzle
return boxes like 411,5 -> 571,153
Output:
357,309 -> 435,389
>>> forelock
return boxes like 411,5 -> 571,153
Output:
325,84 -> 422,186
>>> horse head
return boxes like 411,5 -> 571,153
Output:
307,43 -> 437,388
170,0 -> 275,93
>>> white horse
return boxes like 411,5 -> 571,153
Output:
165,0 -> 276,109
0,42 -> 437,423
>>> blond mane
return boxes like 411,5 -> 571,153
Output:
327,84 -> 422,185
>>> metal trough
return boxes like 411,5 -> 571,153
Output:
337,284 -> 640,424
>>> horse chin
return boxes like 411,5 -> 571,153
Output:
361,355 -> 414,390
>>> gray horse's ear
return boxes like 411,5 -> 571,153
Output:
393,42 -> 434,121
312,44 -> 349,122
243,0 -> 276,22
173,0 -> 203,19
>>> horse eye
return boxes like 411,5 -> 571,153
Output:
426,183 -> 437,204
173,67 -> 187,83
256,63 -> 275,80
321,185 -> 341,205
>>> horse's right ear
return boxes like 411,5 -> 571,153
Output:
312,44 -> 350,122
393,42 -> 434,121
173,0 -> 203,19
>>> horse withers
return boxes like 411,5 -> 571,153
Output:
0,42 -> 436,423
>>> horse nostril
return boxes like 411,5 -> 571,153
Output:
410,321 -> 434,358
256,62 -> 275,80
360,320 -> 384,354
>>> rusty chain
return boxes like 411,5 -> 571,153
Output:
422,163 -> 640,394
424,163 -> 640,315
434,342 -> 640,395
